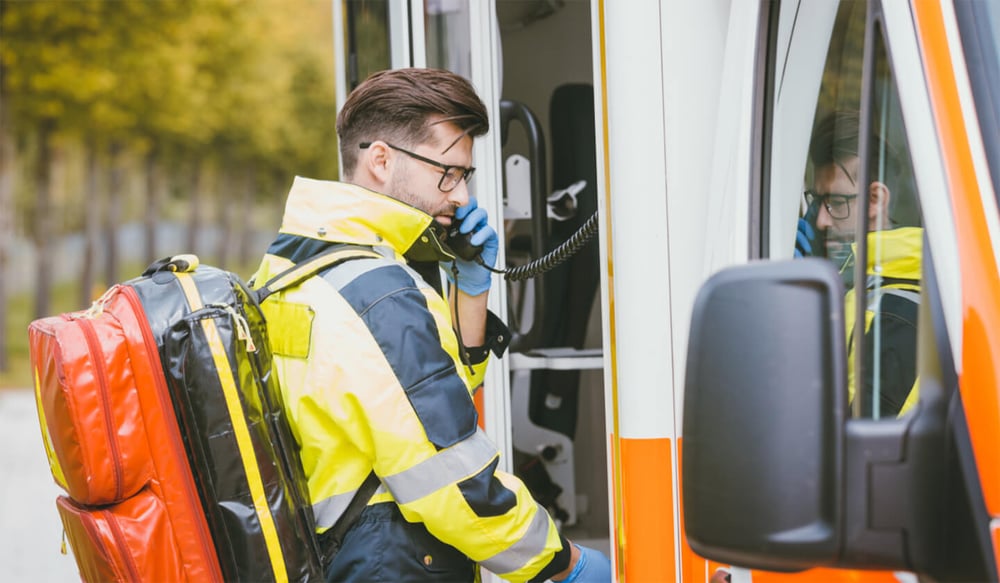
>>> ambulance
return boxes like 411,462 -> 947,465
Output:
331,1 -> 1000,581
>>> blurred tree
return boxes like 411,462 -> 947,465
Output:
95,0 -> 205,273
0,79 -> 12,372
32,120 -> 55,319
2,2 -> 81,317
0,0 -> 11,371
0,0 -> 339,368
81,142 -> 100,307
1,1 -> 198,310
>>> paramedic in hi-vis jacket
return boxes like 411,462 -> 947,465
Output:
795,110 -> 922,419
252,68 -> 612,582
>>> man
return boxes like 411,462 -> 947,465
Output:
796,110 -> 922,418
252,68 -> 610,582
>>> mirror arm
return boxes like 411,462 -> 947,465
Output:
841,393 -> 948,571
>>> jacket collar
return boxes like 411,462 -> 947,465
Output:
860,226 -> 923,281
277,176 -> 455,262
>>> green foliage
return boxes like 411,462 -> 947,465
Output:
0,0 -> 342,372
0,0 -> 339,180
0,273 -> 79,390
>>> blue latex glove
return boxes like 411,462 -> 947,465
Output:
561,545 -> 612,583
442,197 -> 499,296
794,217 -> 816,258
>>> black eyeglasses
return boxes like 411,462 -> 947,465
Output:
805,189 -> 858,220
360,141 -> 475,192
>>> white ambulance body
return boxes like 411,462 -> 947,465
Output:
332,1 -> 1000,581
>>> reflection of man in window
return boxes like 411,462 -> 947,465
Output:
800,110 -> 922,418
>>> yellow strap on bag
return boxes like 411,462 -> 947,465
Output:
175,272 -> 289,583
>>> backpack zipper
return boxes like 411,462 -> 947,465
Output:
75,318 -> 124,502
74,510 -> 115,573
100,509 -> 141,581
120,286 -> 225,583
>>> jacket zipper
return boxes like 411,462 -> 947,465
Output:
77,319 -> 124,502
121,286 -> 224,583
101,509 -> 141,582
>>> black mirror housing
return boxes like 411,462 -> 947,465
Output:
682,259 -> 847,571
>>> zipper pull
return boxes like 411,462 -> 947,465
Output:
222,305 -> 257,353
77,285 -> 118,319
60,529 -> 67,555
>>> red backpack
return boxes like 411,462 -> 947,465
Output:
28,248 -> 376,582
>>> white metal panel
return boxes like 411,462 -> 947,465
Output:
332,0 -> 348,136
768,2 -> 839,260
387,1 -> 412,69
601,0 -> 762,435
409,0 -> 427,68
672,0 -> 761,434
659,0 -> 728,444
589,2 -> 618,560
772,0 -> 799,95
880,1 -> 964,368
467,0 -> 513,472
601,0 -> 674,441
663,5 -> 759,576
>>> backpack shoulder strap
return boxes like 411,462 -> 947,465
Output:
255,245 -> 381,304
319,471 -> 381,562
255,245 -> 385,561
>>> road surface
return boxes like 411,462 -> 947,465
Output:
0,389 -> 80,582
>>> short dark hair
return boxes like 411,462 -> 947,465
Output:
808,110 -> 900,186
337,68 -> 489,176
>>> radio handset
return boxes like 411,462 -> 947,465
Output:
800,195 -> 826,258
441,218 -> 484,262
433,210 -> 599,280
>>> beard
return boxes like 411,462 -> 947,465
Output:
824,238 -> 855,287
386,167 -> 456,220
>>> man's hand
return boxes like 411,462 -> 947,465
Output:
794,217 -> 817,258
552,544 -> 612,583
442,197 -> 498,296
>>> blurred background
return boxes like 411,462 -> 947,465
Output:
0,0 -> 347,390
0,1 -> 349,578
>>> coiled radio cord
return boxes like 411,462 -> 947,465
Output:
451,210 -> 599,373
481,211 -> 599,281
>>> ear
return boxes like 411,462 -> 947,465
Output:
868,180 -> 891,222
358,141 -> 393,190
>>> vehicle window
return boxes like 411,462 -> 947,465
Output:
425,1 -> 472,78
344,0 -> 390,92
775,0 -> 924,420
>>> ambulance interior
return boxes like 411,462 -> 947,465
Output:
340,0 -> 609,550
493,0 -> 608,549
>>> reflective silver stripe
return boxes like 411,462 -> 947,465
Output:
319,250 -> 435,295
313,485 -> 374,530
881,288 -> 920,304
322,255 -> 396,291
868,287 -> 921,311
381,429 -> 499,505
480,503 -> 553,574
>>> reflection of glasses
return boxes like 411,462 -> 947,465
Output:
805,189 -> 858,220
360,141 -> 475,192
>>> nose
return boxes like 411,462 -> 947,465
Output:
447,179 -> 470,208
815,202 -> 833,230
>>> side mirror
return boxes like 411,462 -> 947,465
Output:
682,259 -> 846,571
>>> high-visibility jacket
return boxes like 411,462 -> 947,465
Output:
843,226 -> 922,418
252,177 -> 571,582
